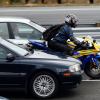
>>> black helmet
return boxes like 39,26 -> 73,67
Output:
65,14 -> 78,27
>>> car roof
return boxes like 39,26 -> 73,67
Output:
0,16 -> 46,32
0,16 -> 31,23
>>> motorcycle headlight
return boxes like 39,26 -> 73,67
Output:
69,64 -> 81,72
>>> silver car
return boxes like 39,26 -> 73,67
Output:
0,16 -> 46,46
0,16 -> 100,46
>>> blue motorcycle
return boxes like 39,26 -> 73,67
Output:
27,36 -> 100,79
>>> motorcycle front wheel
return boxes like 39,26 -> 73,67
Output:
84,59 -> 100,79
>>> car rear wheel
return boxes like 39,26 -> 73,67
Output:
29,72 -> 58,98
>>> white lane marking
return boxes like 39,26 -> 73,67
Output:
82,80 -> 100,81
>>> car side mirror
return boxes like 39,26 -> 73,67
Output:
6,53 -> 15,62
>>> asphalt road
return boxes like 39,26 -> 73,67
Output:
0,6 -> 100,26
0,81 -> 100,100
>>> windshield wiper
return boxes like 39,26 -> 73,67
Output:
24,51 -> 34,56
24,52 -> 30,56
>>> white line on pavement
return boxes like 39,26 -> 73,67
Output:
82,80 -> 100,81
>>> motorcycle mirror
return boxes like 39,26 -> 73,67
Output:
83,37 -> 85,39
93,40 -> 96,43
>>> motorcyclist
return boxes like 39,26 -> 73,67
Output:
47,14 -> 87,55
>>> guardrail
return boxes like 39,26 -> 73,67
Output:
42,24 -> 97,29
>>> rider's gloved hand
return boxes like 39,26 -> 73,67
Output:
81,42 -> 88,49
69,48 -> 75,56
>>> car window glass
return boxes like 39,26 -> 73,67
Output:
10,22 -> 42,39
0,46 -> 10,59
0,23 -> 9,39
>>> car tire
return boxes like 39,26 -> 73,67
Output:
29,71 -> 59,99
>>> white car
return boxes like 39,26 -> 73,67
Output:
0,16 -> 100,46
0,16 -> 46,46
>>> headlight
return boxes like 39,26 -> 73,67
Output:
69,64 -> 81,72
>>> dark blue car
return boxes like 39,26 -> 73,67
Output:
0,37 -> 82,98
